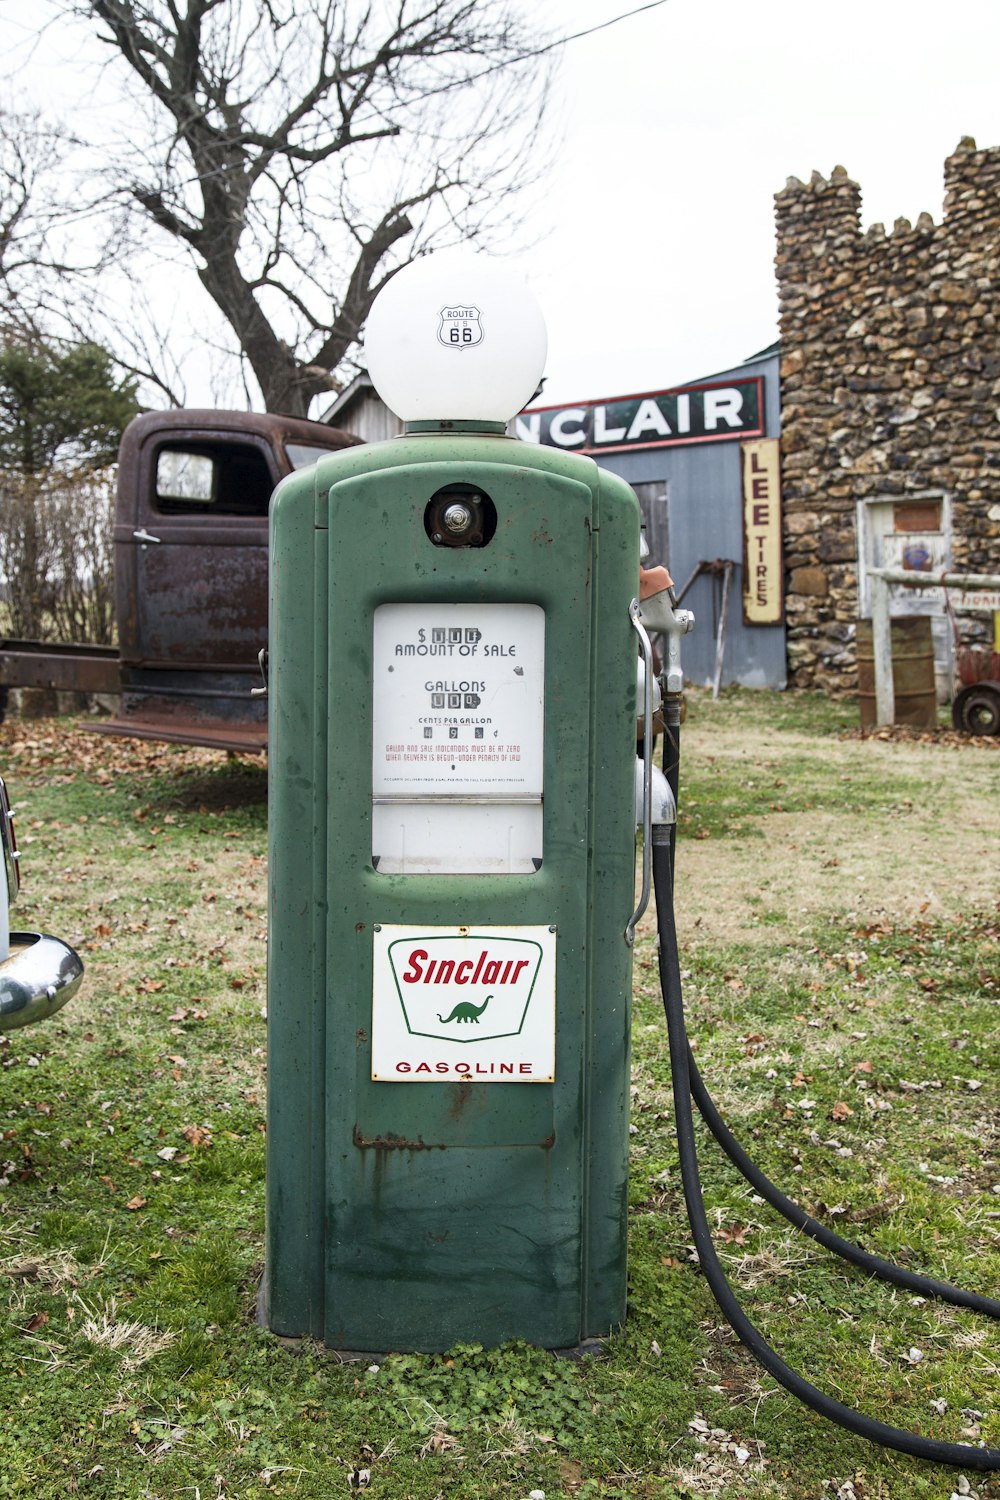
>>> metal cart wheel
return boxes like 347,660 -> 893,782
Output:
951,679 -> 1000,736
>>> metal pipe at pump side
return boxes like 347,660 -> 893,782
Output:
627,592 -> 687,942
634,582 -> 693,834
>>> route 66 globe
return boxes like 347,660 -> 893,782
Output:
363,251 -> 547,424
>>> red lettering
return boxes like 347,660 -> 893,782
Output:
752,502 -> 769,525
399,945 -> 535,986
752,477 -> 769,499
391,1058 -> 540,1078
401,949 -> 427,984
751,452 -> 765,471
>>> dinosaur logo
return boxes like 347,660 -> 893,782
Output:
437,995 -> 492,1025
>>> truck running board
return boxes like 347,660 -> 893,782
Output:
85,711 -> 267,755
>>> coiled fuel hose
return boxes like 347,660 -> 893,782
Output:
652,714 -> 1000,1469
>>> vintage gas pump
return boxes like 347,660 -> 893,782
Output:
262,255 -> 647,1353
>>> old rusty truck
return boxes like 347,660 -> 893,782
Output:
0,409 -> 359,752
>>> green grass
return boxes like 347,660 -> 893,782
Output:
1,699 -> 998,1498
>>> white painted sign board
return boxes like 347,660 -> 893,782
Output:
372,603 -> 545,874
371,924 -> 557,1082
952,590 -> 1000,613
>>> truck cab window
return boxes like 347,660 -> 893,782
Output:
154,443 -> 275,516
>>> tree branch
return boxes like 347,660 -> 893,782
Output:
26,0 -> 555,412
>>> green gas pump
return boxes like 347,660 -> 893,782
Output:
262,256 -> 646,1353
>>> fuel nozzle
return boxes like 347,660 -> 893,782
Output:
636,588 -> 694,697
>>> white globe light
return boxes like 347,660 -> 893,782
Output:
363,252 -> 547,425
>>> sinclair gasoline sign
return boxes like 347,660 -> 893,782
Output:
371,924 -> 557,1082
514,377 -> 764,454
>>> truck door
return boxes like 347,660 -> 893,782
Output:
116,429 -> 277,669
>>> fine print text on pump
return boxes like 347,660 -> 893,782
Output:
372,603 -> 544,796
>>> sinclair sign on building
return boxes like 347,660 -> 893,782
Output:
514,352 -> 786,690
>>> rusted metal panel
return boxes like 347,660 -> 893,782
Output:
0,640 -> 120,695
100,409 -> 360,748
91,665 -> 268,753
116,408 -> 360,482
130,531 -> 269,666
89,715 -> 267,754
352,1127 -> 445,1151
857,616 -> 937,729
116,410 -> 358,672
4,411 -> 360,750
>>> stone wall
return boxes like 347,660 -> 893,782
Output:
774,138 -> 1000,690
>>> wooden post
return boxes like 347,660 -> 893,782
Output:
871,572 -> 894,726
712,561 -> 733,700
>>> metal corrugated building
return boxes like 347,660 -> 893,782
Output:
517,347 -> 784,689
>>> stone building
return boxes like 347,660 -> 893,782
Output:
775,137 -> 1000,694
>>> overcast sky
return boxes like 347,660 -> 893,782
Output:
532,0 -> 1000,406
1,0 -> 998,414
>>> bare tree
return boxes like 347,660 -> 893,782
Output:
0,102 -> 191,404
0,105 -> 93,337
41,0 -> 553,415
0,467 -> 117,642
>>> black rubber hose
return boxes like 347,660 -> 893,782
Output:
657,696 -> 1000,1320
651,826 -> 1000,1470
686,1047 -> 1000,1321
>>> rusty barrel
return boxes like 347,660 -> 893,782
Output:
857,616 -> 937,729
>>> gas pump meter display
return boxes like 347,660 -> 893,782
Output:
372,603 -> 544,875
